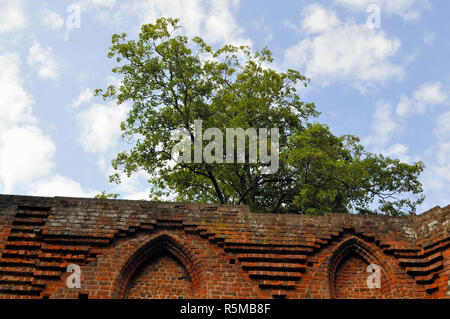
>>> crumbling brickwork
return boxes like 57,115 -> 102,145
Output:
0,195 -> 448,299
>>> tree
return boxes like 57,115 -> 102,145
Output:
96,18 -> 424,216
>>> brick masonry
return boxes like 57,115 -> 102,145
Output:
0,194 -> 448,299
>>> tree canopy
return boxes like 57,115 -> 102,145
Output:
96,18 -> 424,216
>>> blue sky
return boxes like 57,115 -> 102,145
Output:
0,0 -> 449,213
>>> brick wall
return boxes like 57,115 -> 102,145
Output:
0,195 -> 448,299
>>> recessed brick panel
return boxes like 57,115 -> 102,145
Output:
334,253 -> 389,299
125,254 -> 193,299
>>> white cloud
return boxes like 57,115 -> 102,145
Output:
363,84 -> 450,210
122,191 -> 149,200
27,41 -> 61,80
334,0 -> 430,22
413,82 -> 447,104
301,4 -> 340,34
0,50 -> 57,193
434,111 -> 450,139
105,168 -> 153,200
0,52 -> 35,128
0,126 -> 56,193
383,143 -> 411,162
284,4 -> 403,92
420,111 -> 450,202
72,88 -> 94,109
430,111 -> 450,187
363,100 -> 401,147
0,50 -> 89,198
40,8 -> 64,30
28,174 -> 93,198
422,149 -> 450,191
362,100 -> 412,162
364,81 -> 449,164
79,0 -> 117,8
80,0 -> 250,46
76,103 -> 129,153
0,0 -> 27,33
396,82 -> 448,116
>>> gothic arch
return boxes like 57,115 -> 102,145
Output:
328,237 -> 394,299
113,233 -> 204,299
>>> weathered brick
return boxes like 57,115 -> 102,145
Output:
0,194 -> 448,299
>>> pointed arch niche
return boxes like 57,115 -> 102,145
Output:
114,234 -> 202,299
328,238 -> 393,299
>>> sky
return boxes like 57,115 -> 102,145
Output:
0,0 -> 449,213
